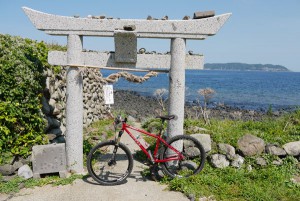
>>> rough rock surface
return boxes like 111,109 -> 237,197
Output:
237,134 -> 265,156
190,134 -> 212,152
18,165 -> 33,179
231,154 -> 244,168
283,141 -> 300,156
218,143 -> 235,159
210,154 -> 230,168
265,144 -> 286,156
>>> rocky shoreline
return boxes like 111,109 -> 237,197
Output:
111,90 -> 294,122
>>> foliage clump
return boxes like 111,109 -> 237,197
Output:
0,34 -> 53,163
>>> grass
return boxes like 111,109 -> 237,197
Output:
184,109 -> 300,146
0,174 -> 84,194
163,156 -> 300,201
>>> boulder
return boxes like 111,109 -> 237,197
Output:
256,157 -> 267,166
237,134 -> 265,156
49,98 -> 56,108
12,161 -> 23,171
18,165 -> 33,179
210,154 -> 230,168
50,117 -> 61,128
47,134 -> 57,141
127,115 -> 136,122
217,143 -> 235,160
51,135 -> 66,144
51,91 -> 60,101
272,159 -> 283,166
185,147 -> 201,157
41,97 -> 51,115
265,144 -> 286,156
283,141 -> 300,156
52,107 -> 61,116
190,134 -> 211,152
231,154 -> 244,168
48,128 -> 62,136
291,175 -> 300,184
0,164 -> 15,176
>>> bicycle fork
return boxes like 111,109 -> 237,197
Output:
108,130 -> 124,166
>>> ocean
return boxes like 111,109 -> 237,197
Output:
101,70 -> 300,111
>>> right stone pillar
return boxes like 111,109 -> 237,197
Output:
167,38 -> 186,138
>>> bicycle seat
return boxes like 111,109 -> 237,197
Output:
156,115 -> 176,121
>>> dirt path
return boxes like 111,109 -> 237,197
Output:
0,123 -> 189,201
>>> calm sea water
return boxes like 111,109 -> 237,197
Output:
102,70 -> 300,110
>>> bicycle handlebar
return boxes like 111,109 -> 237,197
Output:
114,116 -> 127,125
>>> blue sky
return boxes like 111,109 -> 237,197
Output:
0,0 -> 300,71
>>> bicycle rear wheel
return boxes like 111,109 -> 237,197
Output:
160,135 -> 205,178
87,140 -> 133,185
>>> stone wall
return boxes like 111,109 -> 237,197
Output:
42,67 -> 109,143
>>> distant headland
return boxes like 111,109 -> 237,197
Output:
204,63 -> 290,72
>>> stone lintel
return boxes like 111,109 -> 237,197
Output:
23,7 -> 231,39
48,51 -> 204,69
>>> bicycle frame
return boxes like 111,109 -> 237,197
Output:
120,122 -> 184,163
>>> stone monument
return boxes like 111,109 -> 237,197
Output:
23,7 -> 231,173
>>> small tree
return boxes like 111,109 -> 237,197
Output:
194,88 -> 216,125
154,88 -> 168,115
198,88 -> 216,110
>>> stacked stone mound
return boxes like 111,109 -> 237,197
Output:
42,67 -> 109,143
207,134 -> 300,169
186,127 -> 300,169
82,68 -> 109,126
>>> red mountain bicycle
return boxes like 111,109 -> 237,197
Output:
87,115 -> 206,185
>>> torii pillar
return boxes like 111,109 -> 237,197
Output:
168,38 -> 186,138
66,35 -> 84,172
23,7 -> 231,173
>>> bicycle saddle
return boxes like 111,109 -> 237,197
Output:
156,115 -> 177,120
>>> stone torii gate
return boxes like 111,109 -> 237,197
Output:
23,7 -> 231,173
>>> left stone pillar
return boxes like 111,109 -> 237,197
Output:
66,34 -> 84,173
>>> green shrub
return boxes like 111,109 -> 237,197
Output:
0,34 -> 53,163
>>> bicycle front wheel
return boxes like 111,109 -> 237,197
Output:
160,135 -> 206,178
87,140 -> 133,185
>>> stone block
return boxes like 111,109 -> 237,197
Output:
193,11 -> 215,19
32,143 -> 67,178
114,30 -> 137,63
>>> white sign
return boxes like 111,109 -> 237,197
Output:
103,85 -> 114,105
